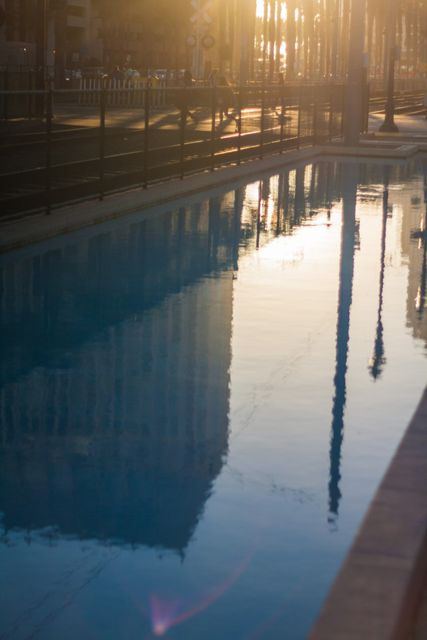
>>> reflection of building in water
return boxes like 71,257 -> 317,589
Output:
327,160 -> 427,523
0,161 -> 365,543
349,160 -> 427,349
400,166 -> 427,349
238,162 -> 343,250
0,196 -> 239,553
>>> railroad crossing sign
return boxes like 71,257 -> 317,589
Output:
189,0 -> 215,78
186,33 -> 215,49
190,0 -> 213,26
186,34 -> 197,48
201,34 -> 215,49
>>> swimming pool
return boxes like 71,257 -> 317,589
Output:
0,158 -> 426,639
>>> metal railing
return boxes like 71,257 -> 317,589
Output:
77,77 -> 169,107
0,82 -> 346,218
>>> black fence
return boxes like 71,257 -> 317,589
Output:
0,83 -> 346,218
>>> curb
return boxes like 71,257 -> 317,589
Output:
310,389 -> 427,640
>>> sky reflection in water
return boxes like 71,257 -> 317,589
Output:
0,159 -> 426,640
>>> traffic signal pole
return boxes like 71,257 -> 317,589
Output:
190,0 -> 214,79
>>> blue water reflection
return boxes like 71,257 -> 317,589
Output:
0,160 -> 426,639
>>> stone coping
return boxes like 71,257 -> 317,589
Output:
310,388 -> 427,640
319,142 -> 421,158
0,142 -> 425,255
0,148 -> 316,254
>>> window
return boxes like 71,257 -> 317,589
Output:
67,5 -> 85,17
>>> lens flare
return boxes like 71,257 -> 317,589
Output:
150,597 -> 180,636
149,552 -> 254,636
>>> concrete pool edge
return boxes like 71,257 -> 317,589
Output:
310,388 -> 427,640
1,141 -> 424,254
0,147 -> 317,254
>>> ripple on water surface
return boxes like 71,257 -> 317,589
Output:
0,159 -> 426,640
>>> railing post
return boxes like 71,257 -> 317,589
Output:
3,68 -> 8,120
99,77 -> 106,200
28,68 -> 32,119
313,86 -> 318,145
45,80 -> 53,215
211,84 -> 216,171
280,81 -> 285,153
179,87 -> 187,179
340,84 -> 346,137
363,80 -> 370,133
143,80 -> 151,188
297,84 -> 302,149
328,84 -> 334,142
260,81 -> 265,159
237,85 -> 242,165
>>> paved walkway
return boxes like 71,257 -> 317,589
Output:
0,104 -> 295,136
413,583 -> 427,639
3,105 -> 426,139
368,113 -> 427,140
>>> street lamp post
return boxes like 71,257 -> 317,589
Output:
380,1 -> 399,133
238,0 -> 252,84
36,0 -> 48,89
35,0 -> 48,117
330,0 -> 340,79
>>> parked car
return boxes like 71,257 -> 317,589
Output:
81,67 -> 105,79
64,69 -> 82,83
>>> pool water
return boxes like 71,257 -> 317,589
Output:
0,159 -> 426,640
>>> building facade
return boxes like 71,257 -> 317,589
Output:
0,0 -> 36,65
0,0 -> 103,70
